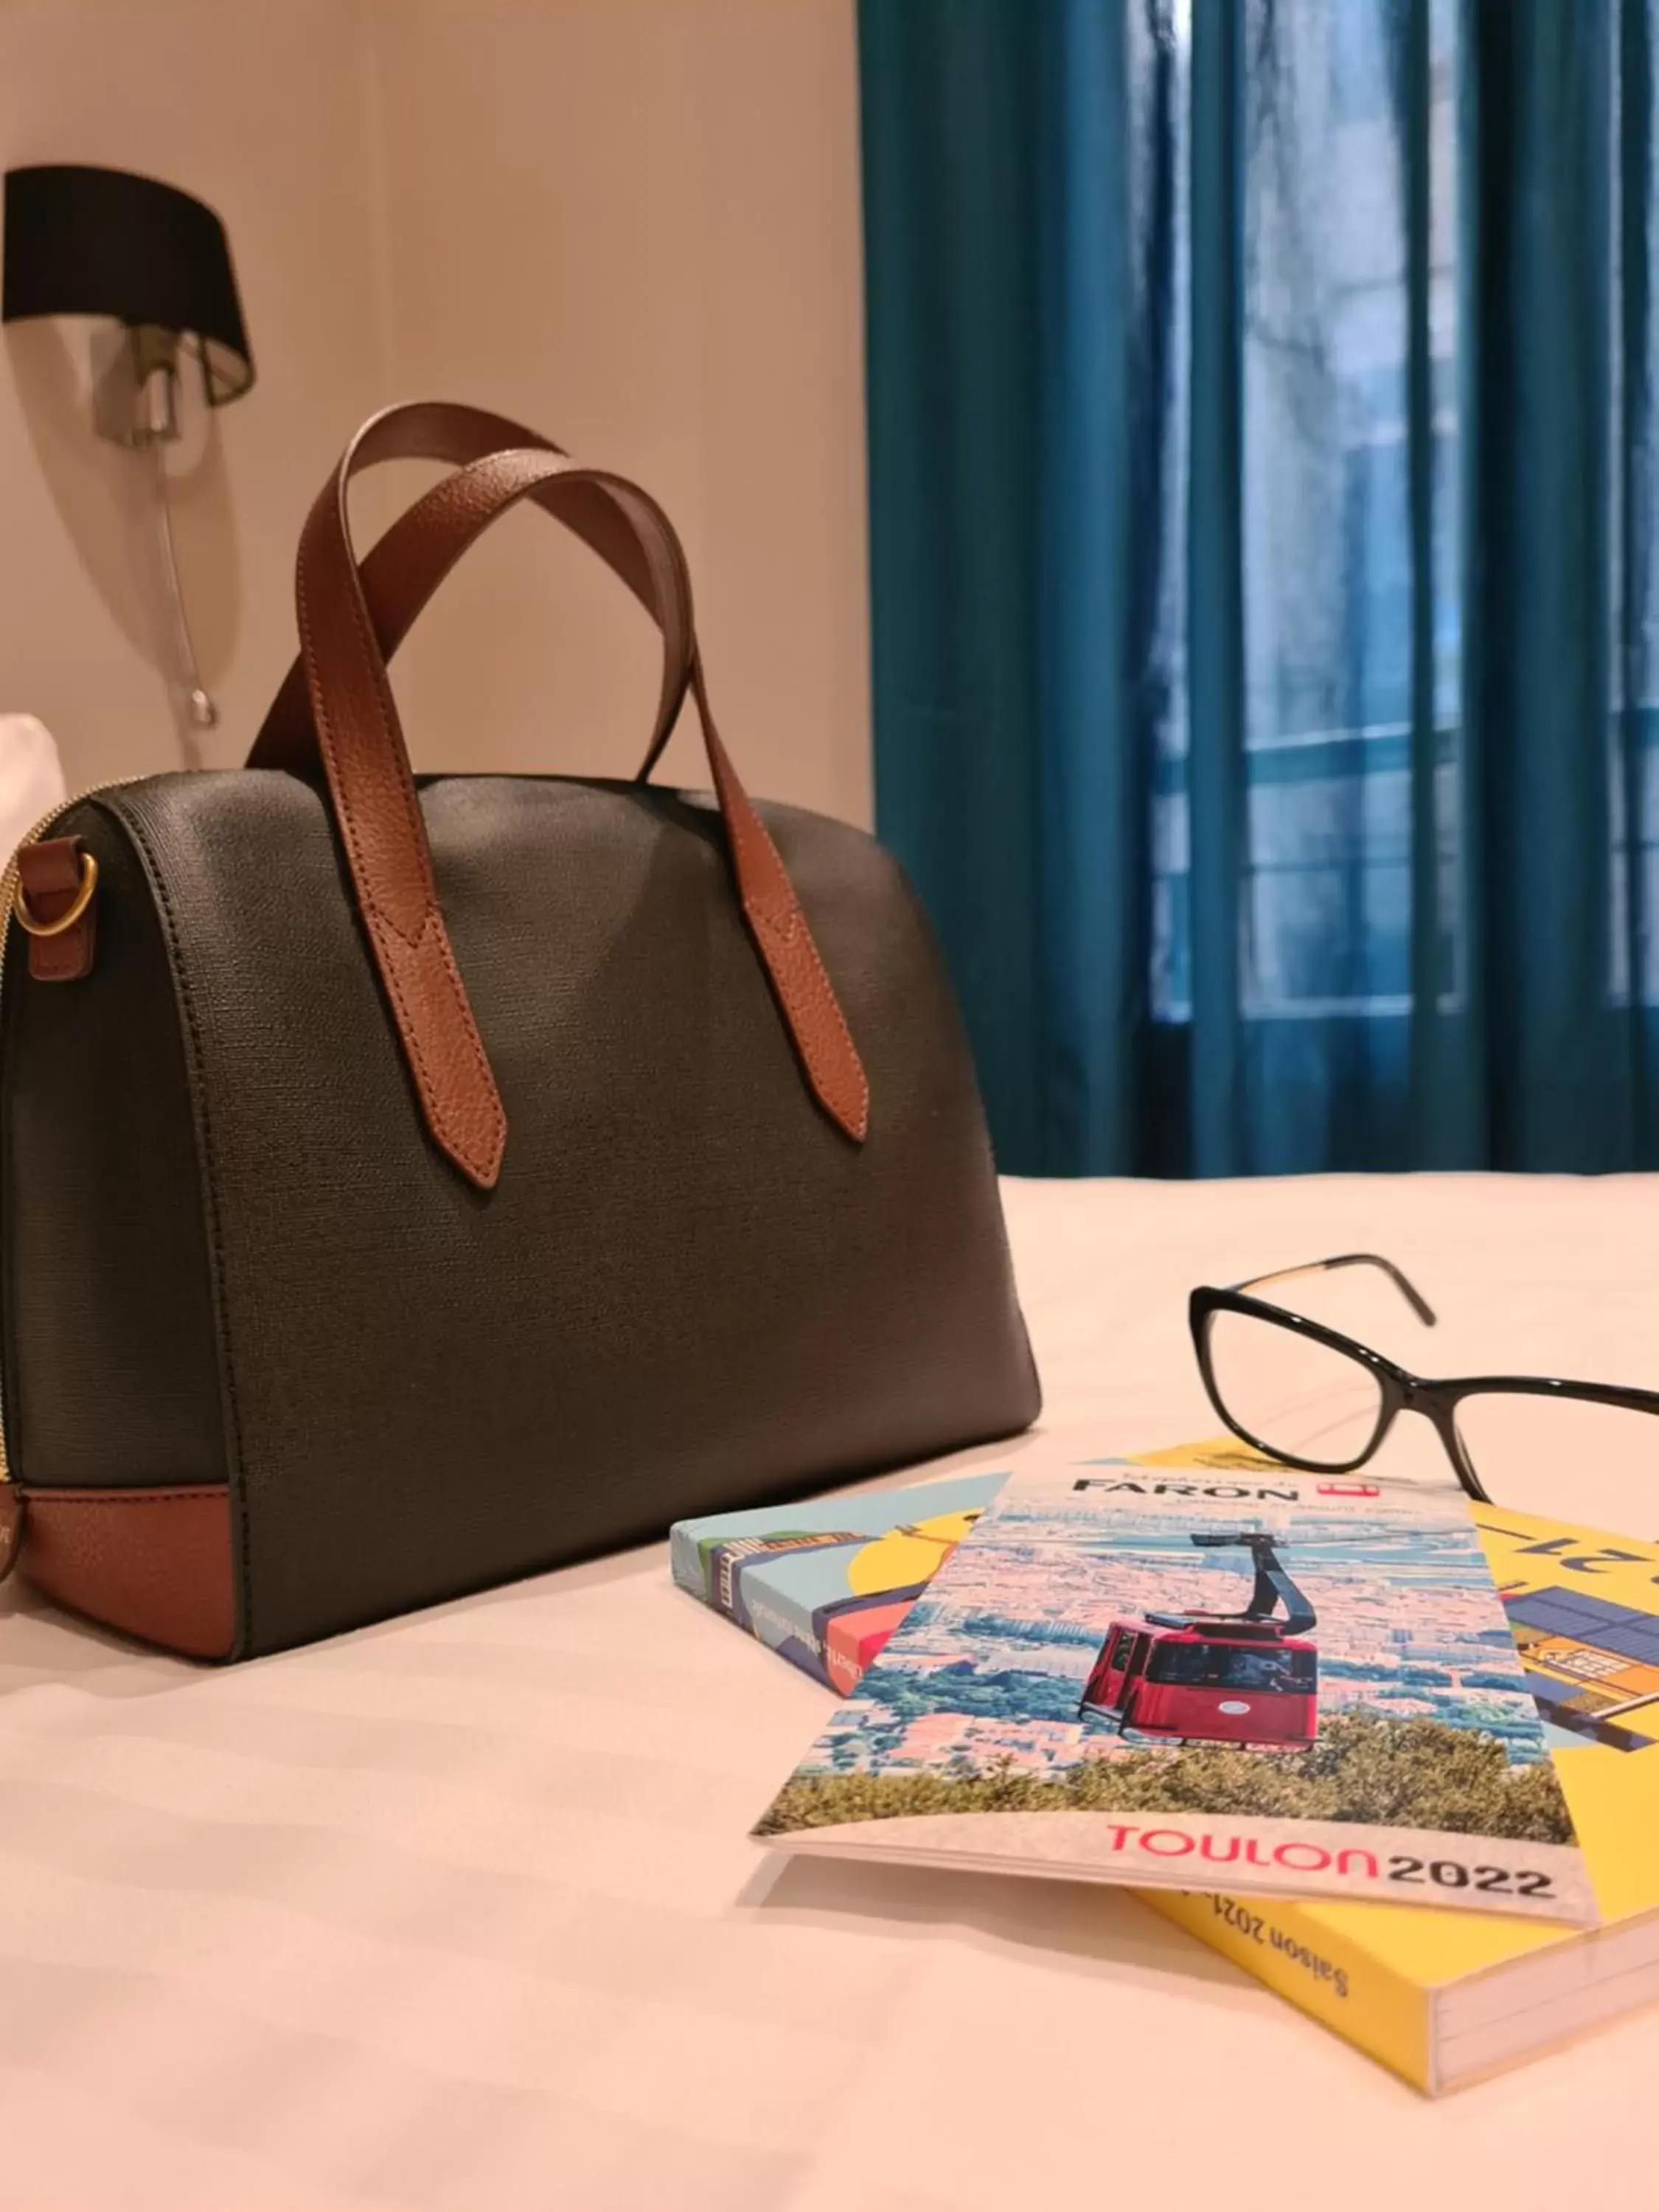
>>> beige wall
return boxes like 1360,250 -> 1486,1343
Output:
1,0 -> 872,824
0,0 -> 392,790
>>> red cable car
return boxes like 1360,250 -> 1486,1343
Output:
1079,1532 -> 1318,1749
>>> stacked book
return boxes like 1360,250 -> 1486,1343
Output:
671,1472 -> 1001,1693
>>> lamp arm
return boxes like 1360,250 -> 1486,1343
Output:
147,437 -> 218,740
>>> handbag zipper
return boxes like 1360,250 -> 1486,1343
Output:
0,780 -> 136,1487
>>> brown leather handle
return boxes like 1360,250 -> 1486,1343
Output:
251,400 -> 694,774
288,404 -> 869,1189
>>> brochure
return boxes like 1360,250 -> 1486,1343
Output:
1150,1495 -> 1659,2093
754,1447 -> 1597,1927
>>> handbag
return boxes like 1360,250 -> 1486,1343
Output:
0,402 -> 1040,1659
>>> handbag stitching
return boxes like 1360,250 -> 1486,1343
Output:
368,908 -> 484,1172
366,905 -> 503,1181
295,534 -> 503,1184
296,531 -> 436,956
754,927 -> 869,1138
423,919 -> 507,1171
102,799 -> 254,1657
299,519 -> 436,952
18,1487 -> 229,1506
704,731 -> 869,1138
701,718 -> 868,1138
742,811 -> 870,1137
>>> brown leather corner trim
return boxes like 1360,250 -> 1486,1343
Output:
17,1484 -> 234,1659
18,837 -> 98,982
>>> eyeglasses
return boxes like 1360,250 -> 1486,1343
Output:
1190,1255 -> 1659,1533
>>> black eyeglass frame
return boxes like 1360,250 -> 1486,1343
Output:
1189,1253 -> 1659,1503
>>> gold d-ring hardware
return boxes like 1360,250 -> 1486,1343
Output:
13,850 -> 99,938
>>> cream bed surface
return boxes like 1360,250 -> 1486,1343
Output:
2,1173 -> 1656,2209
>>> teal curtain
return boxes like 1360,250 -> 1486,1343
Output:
860,0 -> 1659,1175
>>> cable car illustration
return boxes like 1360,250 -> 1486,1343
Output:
1079,1532 -> 1318,1748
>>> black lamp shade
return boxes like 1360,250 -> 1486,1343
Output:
2,163 -> 252,403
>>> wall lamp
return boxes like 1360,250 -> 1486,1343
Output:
3,162 -> 254,735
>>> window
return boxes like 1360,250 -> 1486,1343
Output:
1150,1 -> 1466,1026
1146,1640 -> 1315,1691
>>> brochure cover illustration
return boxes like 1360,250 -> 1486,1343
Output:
670,1473 -> 1004,1692
754,1450 -> 1596,1926
1151,1500 -> 1659,2093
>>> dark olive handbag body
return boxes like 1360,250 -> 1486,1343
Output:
0,403 -> 1039,1660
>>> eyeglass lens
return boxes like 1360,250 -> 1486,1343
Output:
1453,1394 -> 1659,1534
1205,1308 -> 1384,1472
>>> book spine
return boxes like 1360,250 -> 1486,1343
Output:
774,1635 -> 835,1692
1141,1889 -> 1436,2094
669,1526 -> 707,1601
742,1586 -> 834,1688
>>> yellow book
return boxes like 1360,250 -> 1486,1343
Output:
1144,1504 -> 1659,2094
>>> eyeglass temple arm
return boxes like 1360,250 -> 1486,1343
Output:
1231,1253 -> 1438,1329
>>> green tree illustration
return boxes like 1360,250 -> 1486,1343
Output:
754,1711 -> 1574,1843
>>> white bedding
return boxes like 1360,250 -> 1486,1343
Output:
3,1173 -> 1656,2208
